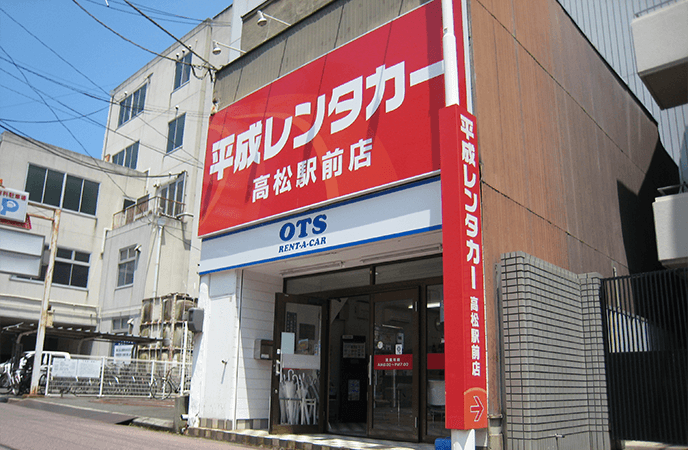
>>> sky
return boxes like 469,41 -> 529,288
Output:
0,0 -> 233,162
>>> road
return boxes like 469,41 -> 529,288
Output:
0,401 -> 246,450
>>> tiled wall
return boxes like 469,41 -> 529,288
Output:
500,252 -> 609,450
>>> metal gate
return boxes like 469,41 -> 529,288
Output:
601,268 -> 688,445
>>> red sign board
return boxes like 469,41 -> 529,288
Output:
199,0 -> 466,236
440,105 -> 487,429
374,354 -> 413,370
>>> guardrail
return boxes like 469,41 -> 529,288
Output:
112,196 -> 185,229
41,355 -> 191,398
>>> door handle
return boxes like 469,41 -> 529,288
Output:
368,355 -> 372,386
275,358 -> 281,376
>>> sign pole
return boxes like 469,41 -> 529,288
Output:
30,208 -> 60,395
440,0 -> 485,448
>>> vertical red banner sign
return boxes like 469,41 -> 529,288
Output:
440,104 -> 487,429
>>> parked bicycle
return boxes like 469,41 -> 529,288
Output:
149,367 -> 181,399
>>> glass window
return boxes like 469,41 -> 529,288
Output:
63,175 -> 83,211
24,165 -> 99,215
174,53 -> 192,89
166,114 -> 185,153
112,142 -> 139,170
44,169 -> 64,207
117,245 -> 137,287
158,173 -> 185,216
118,84 -> 147,126
426,284 -> 447,437
17,246 -> 90,289
375,256 -> 443,284
285,268 -> 370,295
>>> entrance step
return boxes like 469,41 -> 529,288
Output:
185,428 -> 436,450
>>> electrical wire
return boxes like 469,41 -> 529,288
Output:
0,45 -> 200,179
0,66 -> 206,170
0,6 -> 109,96
82,0 -> 232,26
0,123 -> 184,180
0,106 -> 108,124
71,0 -> 211,70
121,0 -> 217,71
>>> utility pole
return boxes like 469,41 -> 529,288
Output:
29,207 -> 60,395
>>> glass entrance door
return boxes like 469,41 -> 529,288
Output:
270,293 -> 326,434
368,289 -> 419,441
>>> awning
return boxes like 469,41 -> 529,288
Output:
0,322 -> 161,345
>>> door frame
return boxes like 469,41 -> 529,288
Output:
269,293 -> 328,434
366,287 -> 420,441
280,263 -> 445,442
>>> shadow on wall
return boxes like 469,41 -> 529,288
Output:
617,138 -> 680,274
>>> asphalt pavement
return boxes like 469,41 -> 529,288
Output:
1,394 -> 177,432
0,398 -> 252,450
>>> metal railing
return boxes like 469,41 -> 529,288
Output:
601,268 -> 688,445
112,196 -> 185,229
634,0 -> 681,18
41,355 -> 191,398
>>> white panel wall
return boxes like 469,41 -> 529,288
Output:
189,271 -> 238,426
188,268 -> 280,427
234,270 -> 281,422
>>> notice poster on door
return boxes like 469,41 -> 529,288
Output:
374,354 -> 412,370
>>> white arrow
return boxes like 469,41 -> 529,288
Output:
470,395 -> 484,422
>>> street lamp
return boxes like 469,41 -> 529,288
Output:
212,41 -> 246,55
256,10 -> 291,27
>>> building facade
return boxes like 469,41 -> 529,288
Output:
0,131 -> 145,359
92,6 -> 235,358
186,0 -> 680,449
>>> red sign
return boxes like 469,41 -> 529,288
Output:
199,0 -> 466,236
374,354 -> 413,370
0,215 -> 31,230
440,105 -> 487,429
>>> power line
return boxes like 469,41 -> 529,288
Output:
0,125 -> 184,180
0,6 -> 109,96
0,68 -> 205,170
71,0 -> 211,70
0,106 -> 107,124
0,60 -> 210,120
82,0 -> 232,26
0,47 -> 131,198
122,0 -> 217,72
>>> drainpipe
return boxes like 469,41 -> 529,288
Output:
231,270 -> 244,429
153,218 -> 164,298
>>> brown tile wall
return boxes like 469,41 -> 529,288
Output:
471,0 -> 671,417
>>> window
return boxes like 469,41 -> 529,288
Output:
174,53 -> 192,89
17,246 -> 90,288
112,142 -> 139,169
112,317 -> 131,333
166,114 -> 185,153
158,173 -> 185,217
118,84 -> 147,126
117,246 -> 137,287
25,164 -> 99,215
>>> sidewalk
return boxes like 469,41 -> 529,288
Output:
2,395 -> 176,432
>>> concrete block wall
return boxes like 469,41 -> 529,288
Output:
500,252 -> 609,450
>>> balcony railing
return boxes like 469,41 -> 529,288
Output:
112,196 -> 185,229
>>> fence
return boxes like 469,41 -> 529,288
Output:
601,268 -> 688,445
40,354 -> 191,398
